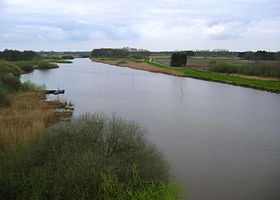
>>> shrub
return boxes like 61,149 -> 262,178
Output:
18,63 -> 33,72
0,114 -> 177,200
61,55 -> 74,59
0,88 -> 10,106
0,73 -> 21,92
0,62 -> 22,76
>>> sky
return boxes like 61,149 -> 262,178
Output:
0,0 -> 279,51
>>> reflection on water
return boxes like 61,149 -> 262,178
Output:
21,58 -> 280,200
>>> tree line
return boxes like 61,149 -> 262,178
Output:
151,50 -> 239,57
0,49 -> 38,61
91,48 -> 150,59
238,51 -> 280,60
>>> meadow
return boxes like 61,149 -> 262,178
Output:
152,56 -> 280,78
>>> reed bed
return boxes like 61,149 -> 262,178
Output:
0,92 -> 72,149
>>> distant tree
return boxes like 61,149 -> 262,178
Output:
0,49 -> 37,61
91,48 -> 150,59
182,53 -> 187,67
170,52 -> 187,67
238,50 -> 278,61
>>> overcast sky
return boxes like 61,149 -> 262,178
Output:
0,0 -> 279,51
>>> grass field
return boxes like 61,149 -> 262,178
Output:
146,60 -> 280,93
91,57 -> 280,93
152,56 -> 280,69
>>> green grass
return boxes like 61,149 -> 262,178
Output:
0,113 -> 181,200
52,59 -> 73,63
20,81 -> 45,92
100,165 -> 180,200
146,60 -> 280,93
61,55 -> 74,59
37,60 -> 58,69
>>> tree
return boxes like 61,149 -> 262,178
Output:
170,52 -> 187,67
0,49 -> 37,61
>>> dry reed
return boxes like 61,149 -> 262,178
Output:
0,92 -> 72,149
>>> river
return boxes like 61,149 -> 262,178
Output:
21,58 -> 280,200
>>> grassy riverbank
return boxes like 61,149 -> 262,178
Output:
1,58 -> 181,199
92,57 -> 280,93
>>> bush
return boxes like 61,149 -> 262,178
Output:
0,88 -> 10,107
0,114 -> 177,200
61,55 -> 74,59
18,63 -> 33,72
0,73 -> 21,92
38,61 -> 58,69
0,62 -> 22,76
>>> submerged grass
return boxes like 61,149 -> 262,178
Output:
0,113 -> 181,200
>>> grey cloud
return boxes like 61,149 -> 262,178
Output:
0,0 -> 279,51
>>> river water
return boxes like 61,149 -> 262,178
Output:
21,58 -> 280,200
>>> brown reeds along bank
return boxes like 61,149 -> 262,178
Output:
0,114 -> 181,199
0,91 -> 73,149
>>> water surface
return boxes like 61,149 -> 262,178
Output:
21,58 -> 280,200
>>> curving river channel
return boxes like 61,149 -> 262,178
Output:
21,58 -> 280,200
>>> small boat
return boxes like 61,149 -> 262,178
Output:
45,89 -> 65,95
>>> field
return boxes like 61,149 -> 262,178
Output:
152,56 -> 280,79
92,57 -> 280,93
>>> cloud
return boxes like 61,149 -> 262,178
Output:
0,0 -> 279,51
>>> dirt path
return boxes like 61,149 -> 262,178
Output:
92,59 -> 183,77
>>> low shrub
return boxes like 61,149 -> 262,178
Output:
0,62 -> 22,76
0,73 -> 21,92
18,63 -> 33,72
61,55 -> 74,59
0,114 -> 178,200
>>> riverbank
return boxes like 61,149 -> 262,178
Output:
92,58 -> 280,93
1,58 -> 181,199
